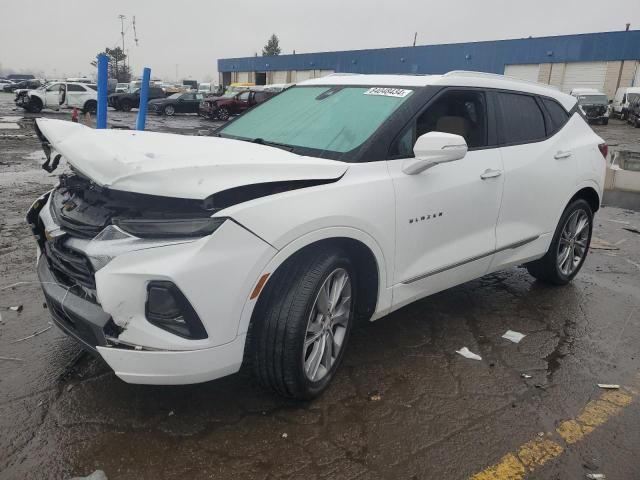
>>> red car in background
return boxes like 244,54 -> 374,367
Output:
199,86 -> 288,120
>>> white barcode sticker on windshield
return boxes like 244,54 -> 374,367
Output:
364,87 -> 412,98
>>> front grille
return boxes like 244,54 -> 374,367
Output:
44,240 -> 96,290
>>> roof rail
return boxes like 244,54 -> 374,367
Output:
443,70 -> 552,88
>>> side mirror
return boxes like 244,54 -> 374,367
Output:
402,131 -> 468,175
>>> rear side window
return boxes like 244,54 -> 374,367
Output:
497,92 -> 546,145
67,84 -> 86,92
541,98 -> 569,134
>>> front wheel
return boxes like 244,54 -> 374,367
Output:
216,107 -> 230,121
28,98 -> 42,113
248,248 -> 356,399
163,104 -> 175,116
526,199 -> 593,285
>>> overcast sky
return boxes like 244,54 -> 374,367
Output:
1,0 -> 639,82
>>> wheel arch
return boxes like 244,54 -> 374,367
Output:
569,184 -> 600,214
237,228 -> 390,340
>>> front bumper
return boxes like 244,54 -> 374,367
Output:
39,252 -> 248,384
38,255 -> 110,352
15,94 -> 32,109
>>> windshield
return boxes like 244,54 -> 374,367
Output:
219,85 -> 414,158
577,95 -> 608,105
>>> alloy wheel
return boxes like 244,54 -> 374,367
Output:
303,268 -> 352,382
557,209 -> 590,276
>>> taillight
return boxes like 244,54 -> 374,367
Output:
598,143 -> 608,159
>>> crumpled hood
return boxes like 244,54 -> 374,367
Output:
35,118 -> 348,199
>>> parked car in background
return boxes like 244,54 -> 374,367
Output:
66,77 -> 93,84
29,72 -> 606,399
183,80 -> 198,90
612,87 -> 640,120
108,86 -> 166,111
571,89 -> 610,125
16,81 -> 97,113
199,86 -> 282,120
627,97 -> 640,128
115,83 -> 129,93
148,92 -> 203,115
0,79 -> 15,91
4,79 -> 42,93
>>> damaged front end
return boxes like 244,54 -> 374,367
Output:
27,172 -> 220,351
579,104 -> 610,123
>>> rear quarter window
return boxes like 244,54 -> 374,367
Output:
497,92 -> 546,145
541,97 -> 570,135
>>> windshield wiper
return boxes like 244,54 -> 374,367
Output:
251,138 -> 295,152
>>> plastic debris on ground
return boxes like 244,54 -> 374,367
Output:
455,347 -> 482,361
585,474 -> 606,479
9,305 -> 23,312
69,470 -> 108,480
521,373 -> 532,379
590,238 -> 619,250
369,392 -> 382,401
502,330 -> 526,343
597,384 -> 620,389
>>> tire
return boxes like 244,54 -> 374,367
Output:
247,247 -> 356,399
120,99 -> 133,112
28,98 -> 42,113
635,118 -> 640,128
216,107 -> 230,121
163,104 -> 175,116
526,199 -> 593,285
602,118 -> 608,125
83,101 -> 97,114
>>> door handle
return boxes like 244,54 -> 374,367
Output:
554,150 -> 572,160
480,168 -> 502,180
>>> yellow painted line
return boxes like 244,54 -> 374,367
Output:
470,386 -> 635,479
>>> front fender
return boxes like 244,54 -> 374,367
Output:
235,225 -> 392,338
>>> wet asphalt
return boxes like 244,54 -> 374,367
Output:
1,93 -> 639,479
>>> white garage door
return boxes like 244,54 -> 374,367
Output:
504,64 -> 540,82
293,70 -> 315,82
561,62 -> 607,93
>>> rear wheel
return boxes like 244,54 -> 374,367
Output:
248,248 -> 355,399
526,199 -> 593,285
120,99 -> 133,112
602,118 -> 608,125
163,104 -> 175,116
83,100 -> 97,114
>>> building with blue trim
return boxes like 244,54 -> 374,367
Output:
218,30 -> 640,98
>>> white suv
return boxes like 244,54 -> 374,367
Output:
17,82 -> 97,113
29,72 -> 607,399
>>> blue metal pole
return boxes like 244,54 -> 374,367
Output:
136,67 -> 151,131
96,54 -> 108,129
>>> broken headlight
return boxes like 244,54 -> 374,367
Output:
113,217 -> 226,239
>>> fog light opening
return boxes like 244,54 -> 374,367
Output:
145,281 -> 208,339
